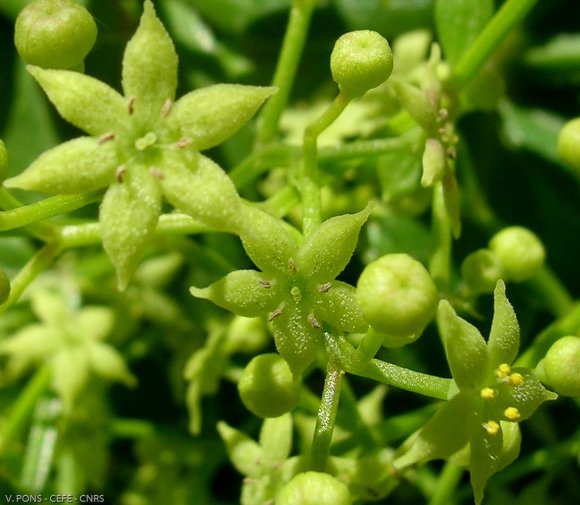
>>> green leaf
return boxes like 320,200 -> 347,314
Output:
435,0 -> 494,64
438,300 -> 488,391
122,0 -> 178,122
487,280 -> 519,368
190,270 -> 279,317
297,205 -> 371,282
313,281 -> 368,333
239,205 -> 299,274
160,152 -> 244,232
27,66 -> 126,136
100,166 -> 162,291
4,137 -> 118,193
168,84 -> 277,151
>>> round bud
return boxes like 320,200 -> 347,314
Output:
0,139 -> 7,182
357,254 -> 438,343
15,0 -> 97,70
489,226 -> 545,283
557,117 -> 580,175
238,353 -> 300,418
461,249 -> 502,294
538,336 -> 580,398
0,270 -> 10,305
330,30 -> 393,98
277,472 -> 352,505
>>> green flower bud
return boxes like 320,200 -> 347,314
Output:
277,472 -> 352,505
557,117 -> 580,175
489,226 -> 546,282
238,353 -> 301,418
330,30 -> 393,99
357,254 -> 438,344
15,0 -> 97,70
0,138 -> 7,182
537,336 -> 580,397
0,269 -> 10,305
461,249 -> 502,294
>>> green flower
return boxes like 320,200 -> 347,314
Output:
5,1 -> 275,289
0,290 -> 135,410
191,205 -> 371,374
394,280 -> 557,505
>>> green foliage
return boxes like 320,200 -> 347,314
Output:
1,0 -> 579,503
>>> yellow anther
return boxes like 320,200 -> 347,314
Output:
480,387 -> 497,400
484,420 -> 500,436
496,363 -> 511,378
508,372 -> 524,386
504,407 -> 521,421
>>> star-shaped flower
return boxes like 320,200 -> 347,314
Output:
191,205 -> 371,374
0,290 -> 135,410
393,280 -> 557,504
5,1 -> 275,289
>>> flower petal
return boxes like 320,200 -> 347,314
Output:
75,307 -> 115,341
394,393 -> 476,469
190,270 -> 279,318
487,280 -> 519,369
87,342 -> 136,386
51,348 -> 90,409
100,165 -> 162,291
169,84 -> 277,151
438,300 -> 488,391
314,281 -> 368,333
0,325 -> 62,359
160,151 -> 244,233
27,66 -> 126,136
297,205 -> 372,281
271,303 -> 321,375
4,137 -> 118,194
498,369 -> 557,420
122,0 -> 177,121
239,204 -> 300,275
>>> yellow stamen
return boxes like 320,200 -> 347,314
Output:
484,420 -> 500,436
480,387 -> 497,400
496,363 -> 511,378
504,407 -> 521,421
508,372 -> 524,386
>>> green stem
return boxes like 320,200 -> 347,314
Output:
0,242 -> 60,314
527,266 -> 574,318
302,92 -> 351,235
255,0 -> 317,147
0,191 -> 101,232
0,364 -> 52,456
310,357 -> 344,472
429,183 -> 452,292
428,462 -> 463,505
334,335 -> 451,400
452,0 -> 540,88
0,187 -> 57,241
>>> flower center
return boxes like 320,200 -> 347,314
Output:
135,131 -> 158,151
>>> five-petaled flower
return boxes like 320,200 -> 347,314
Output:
5,1 -> 275,289
393,280 -> 557,505
191,204 -> 372,374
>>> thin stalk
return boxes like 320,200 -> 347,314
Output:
527,266 -> 574,319
0,187 -> 57,241
310,360 -> 344,472
428,462 -> 463,505
255,0 -> 317,147
0,364 -> 52,456
302,92 -> 351,235
429,183 -> 452,292
452,0 -> 540,88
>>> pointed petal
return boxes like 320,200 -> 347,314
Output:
217,421 -> 263,478
4,137 -> 118,194
499,369 -> 557,421
438,300 -> 488,391
122,0 -> 177,120
76,307 -> 115,341
100,166 -> 162,291
27,66 -> 126,136
0,326 -> 61,359
487,280 -> 519,369
314,281 -> 368,333
394,393 -> 476,469
87,342 -> 136,386
297,205 -> 372,281
168,84 -> 277,151
469,421 -> 521,505
190,270 -> 279,318
30,290 -> 70,325
51,348 -> 90,409
160,151 -> 243,233
259,414 -> 293,466
239,204 -> 300,275
271,303 -> 321,375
